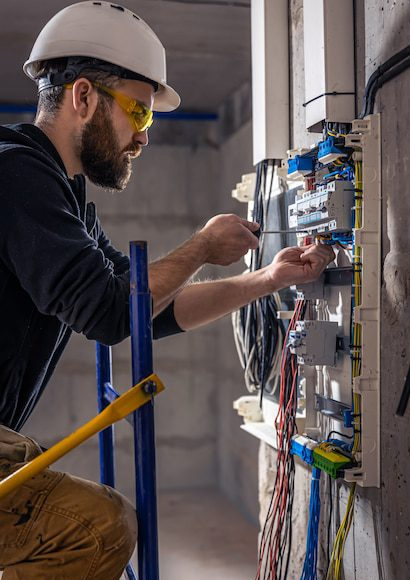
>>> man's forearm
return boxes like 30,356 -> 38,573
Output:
149,234 -> 208,316
146,213 -> 261,316
173,268 -> 275,330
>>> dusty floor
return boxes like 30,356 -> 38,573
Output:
129,488 -> 259,580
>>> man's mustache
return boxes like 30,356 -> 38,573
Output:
123,145 -> 142,159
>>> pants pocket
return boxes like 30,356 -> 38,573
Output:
0,465 -> 63,549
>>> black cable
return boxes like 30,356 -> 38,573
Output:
237,159 -> 285,399
396,362 -> 410,416
327,430 -> 354,440
367,56 -> 410,117
360,44 -> 410,117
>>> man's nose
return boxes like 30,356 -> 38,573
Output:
134,129 -> 149,147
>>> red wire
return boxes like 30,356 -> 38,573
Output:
256,300 -> 305,580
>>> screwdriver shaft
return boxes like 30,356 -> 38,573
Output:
261,229 -> 309,234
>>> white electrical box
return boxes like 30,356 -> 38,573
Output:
251,0 -> 289,164
303,0 -> 355,132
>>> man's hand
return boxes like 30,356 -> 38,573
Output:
197,214 -> 260,266
266,243 -> 335,290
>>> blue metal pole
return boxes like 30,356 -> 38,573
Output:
129,241 -> 159,580
96,343 -> 115,488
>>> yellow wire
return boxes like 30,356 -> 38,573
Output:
327,160 -> 363,579
326,484 -> 357,580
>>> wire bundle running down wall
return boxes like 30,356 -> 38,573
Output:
300,467 -> 321,580
232,160 -> 285,397
256,299 -> 306,580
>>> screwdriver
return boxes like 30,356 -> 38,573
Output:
254,229 -> 309,238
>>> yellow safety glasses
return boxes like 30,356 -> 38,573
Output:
65,82 -> 154,133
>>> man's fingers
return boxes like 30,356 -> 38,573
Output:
240,224 -> 259,249
239,218 -> 260,232
300,244 -> 335,264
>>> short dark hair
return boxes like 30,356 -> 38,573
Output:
35,58 -> 121,116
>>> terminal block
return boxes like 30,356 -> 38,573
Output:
288,180 -> 354,233
290,434 -> 318,465
313,443 -> 353,479
318,136 -> 348,165
288,320 -> 338,366
287,155 -> 314,180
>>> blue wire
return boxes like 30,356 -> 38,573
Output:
300,468 -> 321,580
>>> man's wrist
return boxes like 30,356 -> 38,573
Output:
261,265 -> 288,294
248,267 -> 281,298
189,230 -> 210,264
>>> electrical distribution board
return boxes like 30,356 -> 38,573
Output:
234,115 -> 381,489
286,116 -> 381,488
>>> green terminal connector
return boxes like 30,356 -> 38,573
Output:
313,443 -> 353,479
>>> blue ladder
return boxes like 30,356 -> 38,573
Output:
96,241 -> 159,580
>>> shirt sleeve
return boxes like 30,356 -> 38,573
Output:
0,150 -> 185,345
0,150 -> 130,345
152,301 -> 185,339
91,209 -> 130,276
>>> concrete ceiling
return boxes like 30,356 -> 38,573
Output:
0,0 -> 251,113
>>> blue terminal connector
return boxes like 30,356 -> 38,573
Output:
318,136 -> 346,164
288,155 -> 315,178
344,409 -> 354,428
290,435 -> 318,465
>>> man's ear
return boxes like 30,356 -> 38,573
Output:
70,78 -> 98,121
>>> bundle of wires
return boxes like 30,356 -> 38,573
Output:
360,43 -> 410,118
256,299 -> 306,580
326,160 -> 362,580
232,159 -> 285,397
351,160 -> 362,456
326,483 -> 356,580
300,467 -> 322,580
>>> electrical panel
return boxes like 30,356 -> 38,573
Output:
237,1 -> 382,576
234,115 -> 381,489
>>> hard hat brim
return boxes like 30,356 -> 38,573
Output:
154,83 -> 181,112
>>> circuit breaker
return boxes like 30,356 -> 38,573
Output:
288,180 -> 354,233
289,320 -> 338,366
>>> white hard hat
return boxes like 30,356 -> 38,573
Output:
23,1 -> 180,112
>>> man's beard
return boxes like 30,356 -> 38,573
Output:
79,99 -> 141,191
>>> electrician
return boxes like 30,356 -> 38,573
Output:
0,2 -> 334,579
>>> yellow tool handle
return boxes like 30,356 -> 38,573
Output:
0,373 -> 164,500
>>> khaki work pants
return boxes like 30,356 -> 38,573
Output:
0,426 -> 137,579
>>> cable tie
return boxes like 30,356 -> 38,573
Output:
302,91 -> 356,107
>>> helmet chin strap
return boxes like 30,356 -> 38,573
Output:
36,57 -> 159,94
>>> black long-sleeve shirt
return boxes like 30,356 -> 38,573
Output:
0,123 -> 182,430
